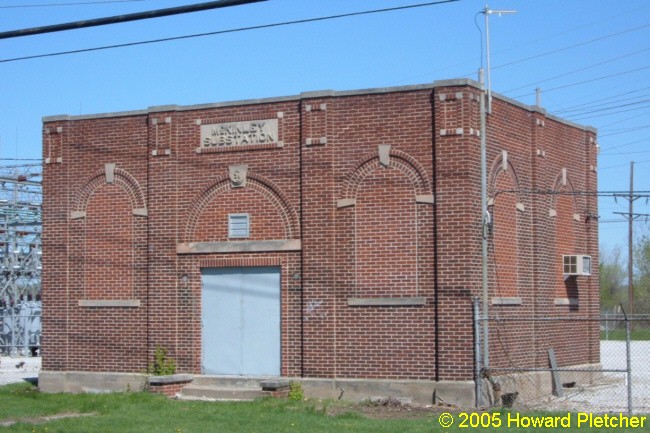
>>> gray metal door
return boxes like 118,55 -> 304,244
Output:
201,266 -> 281,376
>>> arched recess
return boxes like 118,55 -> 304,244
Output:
73,166 -> 146,213
550,170 -> 580,300
341,148 -> 431,200
184,173 -> 299,243
71,165 -> 147,301
488,154 -> 522,298
337,147 -> 433,299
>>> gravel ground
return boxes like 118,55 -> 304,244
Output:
516,340 -> 650,413
0,356 -> 41,386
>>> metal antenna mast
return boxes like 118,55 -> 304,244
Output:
479,4 -> 517,372
482,4 -> 517,113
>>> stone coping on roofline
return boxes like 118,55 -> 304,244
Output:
42,79 -> 596,134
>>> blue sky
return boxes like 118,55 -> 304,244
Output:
0,0 -> 648,258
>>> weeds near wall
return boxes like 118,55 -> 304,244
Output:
148,346 -> 176,376
288,381 -> 304,401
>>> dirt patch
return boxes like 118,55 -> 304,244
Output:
0,412 -> 97,427
321,397 -> 461,420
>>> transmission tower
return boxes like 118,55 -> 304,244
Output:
0,163 -> 41,355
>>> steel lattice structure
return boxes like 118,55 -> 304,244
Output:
0,163 -> 41,355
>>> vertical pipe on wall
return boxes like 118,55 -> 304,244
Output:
473,297 -> 482,407
146,114 -> 152,372
298,100 -> 305,377
479,69 -> 490,369
431,89 -> 440,382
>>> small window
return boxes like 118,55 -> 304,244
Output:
228,214 -> 250,238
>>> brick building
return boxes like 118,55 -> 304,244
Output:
40,79 -> 599,405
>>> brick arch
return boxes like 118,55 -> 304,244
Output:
341,148 -> 431,200
337,148 -> 432,298
488,154 -> 522,203
73,167 -> 146,212
550,170 -> 579,211
69,166 -> 146,302
490,169 -> 520,298
184,173 -> 299,242
550,170 -> 580,299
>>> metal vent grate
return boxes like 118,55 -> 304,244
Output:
228,213 -> 250,238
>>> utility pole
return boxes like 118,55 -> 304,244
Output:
628,161 -> 634,316
613,161 -> 650,316
479,3 -> 517,371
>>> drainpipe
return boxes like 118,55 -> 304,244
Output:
479,69 -> 490,370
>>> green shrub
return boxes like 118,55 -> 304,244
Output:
149,346 -> 176,376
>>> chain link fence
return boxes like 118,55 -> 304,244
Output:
474,302 -> 650,414
0,301 -> 41,356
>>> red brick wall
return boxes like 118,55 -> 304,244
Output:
296,91 -> 437,380
84,185 -> 133,300
492,172 -> 519,298
42,115 -> 149,372
484,94 -> 600,372
355,169 -> 418,297
41,81 -> 598,383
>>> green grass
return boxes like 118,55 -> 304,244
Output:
0,383 -> 434,433
0,383 -> 647,433
600,328 -> 650,341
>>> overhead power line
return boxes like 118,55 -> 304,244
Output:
599,125 -> 650,138
494,23 -> 650,77
0,0 -> 460,63
503,47 -> 650,94
600,159 -> 650,170
0,0 -> 144,8
598,138 -> 646,153
0,0 -> 266,40
552,88 -> 650,115
564,100 -> 650,121
510,65 -> 650,99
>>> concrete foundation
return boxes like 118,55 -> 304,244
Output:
299,377 -> 476,408
39,371 -> 147,394
39,370 -> 477,407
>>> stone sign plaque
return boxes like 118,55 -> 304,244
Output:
201,119 -> 278,148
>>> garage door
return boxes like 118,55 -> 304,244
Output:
201,266 -> 281,376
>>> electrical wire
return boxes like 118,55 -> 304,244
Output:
599,159 -> 650,170
597,111 -> 649,129
564,101 -> 650,122
494,23 -> 650,77
503,48 -> 650,95
387,3 -> 650,89
0,0 -> 144,8
551,87 -> 650,115
510,65 -> 650,99
598,138 -> 646,153
600,150 -> 650,156
0,0 -> 266,39
0,0 -> 460,63
599,125 -> 650,138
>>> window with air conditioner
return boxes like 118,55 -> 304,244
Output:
562,255 -> 591,276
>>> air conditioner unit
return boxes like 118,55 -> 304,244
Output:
563,255 -> 592,276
